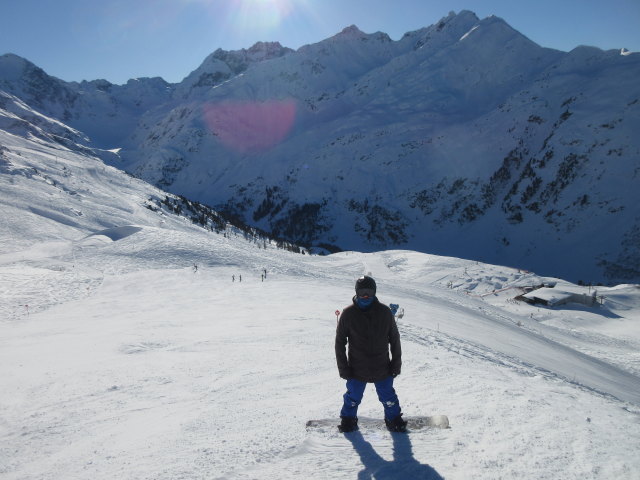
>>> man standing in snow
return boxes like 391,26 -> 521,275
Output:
335,275 -> 407,433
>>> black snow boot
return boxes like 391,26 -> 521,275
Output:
385,414 -> 408,433
338,416 -> 358,433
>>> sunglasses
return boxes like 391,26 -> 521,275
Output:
357,289 -> 375,298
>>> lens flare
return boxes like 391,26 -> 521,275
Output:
203,100 -> 297,153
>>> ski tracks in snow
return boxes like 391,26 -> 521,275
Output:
399,322 -> 557,382
0,240 -> 104,322
398,316 -> 640,407
219,428 -> 448,479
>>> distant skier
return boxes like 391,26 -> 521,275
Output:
335,275 -> 407,433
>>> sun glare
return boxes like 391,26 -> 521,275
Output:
232,0 -> 297,29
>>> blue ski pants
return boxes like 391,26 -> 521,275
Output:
340,376 -> 401,420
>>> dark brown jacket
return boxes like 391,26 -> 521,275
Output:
335,297 -> 402,382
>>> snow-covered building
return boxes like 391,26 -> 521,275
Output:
519,286 -> 598,307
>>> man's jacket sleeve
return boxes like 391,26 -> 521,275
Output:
335,313 -> 350,378
389,316 -> 402,375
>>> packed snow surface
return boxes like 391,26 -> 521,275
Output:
2,234 -> 640,479
1,124 -> 640,479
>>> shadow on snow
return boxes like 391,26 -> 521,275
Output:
345,430 -> 444,479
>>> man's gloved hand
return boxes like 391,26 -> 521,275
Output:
339,369 -> 352,380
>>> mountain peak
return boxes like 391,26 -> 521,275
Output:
333,24 -> 366,40
245,41 -> 294,60
247,41 -> 284,52
175,42 -> 293,97
210,41 -> 292,67
0,53 -> 39,82
438,9 -> 479,27
341,25 -> 363,35
326,24 -> 392,45
452,10 -> 479,21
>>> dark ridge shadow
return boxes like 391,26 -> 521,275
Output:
345,430 -> 444,479
531,302 -> 623,319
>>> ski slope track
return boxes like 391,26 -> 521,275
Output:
1,121 -> 640,479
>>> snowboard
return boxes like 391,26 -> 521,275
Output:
306,415 -> 449,432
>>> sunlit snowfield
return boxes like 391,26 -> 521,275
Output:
1,129 -> 640,479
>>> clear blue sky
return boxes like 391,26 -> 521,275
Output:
1,0 -> 639,85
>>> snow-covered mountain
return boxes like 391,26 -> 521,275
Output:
0,53 -> 173,148
1,10 -> 638,283
1,105 -> 640,479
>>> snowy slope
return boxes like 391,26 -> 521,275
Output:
1,109 -> 640,479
